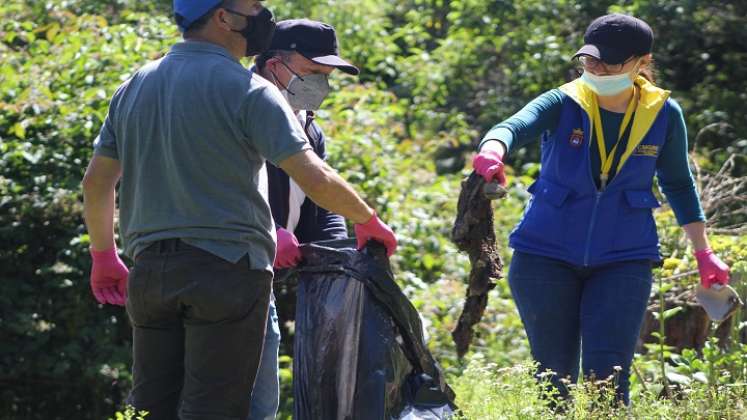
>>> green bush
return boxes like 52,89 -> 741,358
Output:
0,4 -> 175,418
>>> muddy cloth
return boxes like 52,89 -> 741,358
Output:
293,239 -> 455,420
450,172 -> 503,358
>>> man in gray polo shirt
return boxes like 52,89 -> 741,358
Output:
81,1 -> 397,419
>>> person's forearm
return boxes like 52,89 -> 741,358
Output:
479,139 -> 507,156
302,166 -> 374,224
83,182 -> 117,251
280,151 -> 374,224
479,89 -> 566,154
682,221 -> 709,252
82,159 -> 120,252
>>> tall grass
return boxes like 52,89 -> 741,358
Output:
450,353 -> 747,419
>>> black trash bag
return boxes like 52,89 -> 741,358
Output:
293,239 -> 456,420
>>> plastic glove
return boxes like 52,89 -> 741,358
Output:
275,227 -> 302,269
354,212 -> 397,257
694,248 -> 730,288
472,149 -> 506,186
90,247 -> 129,306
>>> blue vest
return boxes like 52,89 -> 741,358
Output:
509,77 -> 671,266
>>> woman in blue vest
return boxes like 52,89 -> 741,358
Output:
473,14 -> 730,405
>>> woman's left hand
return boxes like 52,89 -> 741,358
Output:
694,248 -> 730,288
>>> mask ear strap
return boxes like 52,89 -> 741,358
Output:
269,67 -> 294,95
278,60 -> 304,81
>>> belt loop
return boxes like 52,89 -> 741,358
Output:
153,238 -> 183,254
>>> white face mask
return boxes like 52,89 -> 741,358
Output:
284,73 -> 331,111
580,70 -> 635,96
270,60 -> 331,111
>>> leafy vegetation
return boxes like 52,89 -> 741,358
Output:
1,0 -> 745,419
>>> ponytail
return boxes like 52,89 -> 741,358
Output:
638,58 -> 657,84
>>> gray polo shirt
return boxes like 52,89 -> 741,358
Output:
93,41 -> 311,272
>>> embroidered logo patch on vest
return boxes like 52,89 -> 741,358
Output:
633,144 -> 659,157
569,129 -> 584,148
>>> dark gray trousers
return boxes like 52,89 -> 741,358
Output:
125,239 -> 272,420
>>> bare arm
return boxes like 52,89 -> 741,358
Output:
82,155 -> 122,251
278,150 -> 374,224
479,139 -> 507,156
682,221 -> 709,252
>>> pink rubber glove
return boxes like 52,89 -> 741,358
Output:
472,149 -> 506,186
694,248 -> 730,288
274,228 -> 302,269
90,247 -> 129,306
354,212 -> 397,257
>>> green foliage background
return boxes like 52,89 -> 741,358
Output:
0,0 -> 745,419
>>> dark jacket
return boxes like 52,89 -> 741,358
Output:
267,111 -> 348,243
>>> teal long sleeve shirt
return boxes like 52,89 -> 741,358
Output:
480,89 -> 705,226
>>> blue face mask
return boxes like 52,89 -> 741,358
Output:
580,70 -> 635,96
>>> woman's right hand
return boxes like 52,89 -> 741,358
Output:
472,142 -> 507,185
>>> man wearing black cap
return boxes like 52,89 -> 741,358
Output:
246,19 -> 361,419
258,18 -> 361,266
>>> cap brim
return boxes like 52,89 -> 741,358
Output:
572,44 -> 628,64
572,44 -> 601,60
306,54 -> 360,75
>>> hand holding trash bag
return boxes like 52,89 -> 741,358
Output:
694,248 -> 730,288
275,227 -> 302,268
354,212 -> 397,257
90,247 -> 129,306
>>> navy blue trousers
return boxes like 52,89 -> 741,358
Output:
508,251 -> 653,405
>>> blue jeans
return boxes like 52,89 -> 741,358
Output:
249,298 -> 281,420
508,251 -> 652,405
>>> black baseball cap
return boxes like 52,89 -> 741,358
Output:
573,14 -> 654,64
268,19 -> 359,75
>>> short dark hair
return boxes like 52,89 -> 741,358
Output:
179,0 -> 236,34
255,50 -> 295,70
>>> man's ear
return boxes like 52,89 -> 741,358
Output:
265,56 -> 282,72
212,8 -> 235,32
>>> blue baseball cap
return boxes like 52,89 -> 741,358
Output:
173,0 -> 223,32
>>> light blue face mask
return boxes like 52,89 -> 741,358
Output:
580,70 -> 635,96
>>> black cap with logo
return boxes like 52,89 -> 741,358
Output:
573,14 -> 654,65
268,19 -> 359,75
